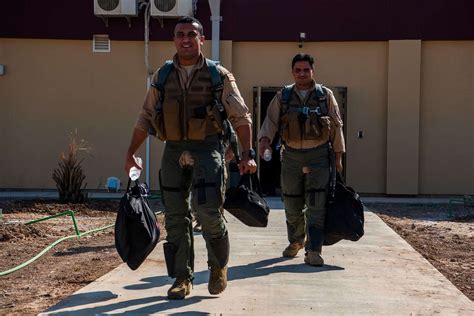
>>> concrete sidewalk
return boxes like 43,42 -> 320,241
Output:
41,198 -> 473,315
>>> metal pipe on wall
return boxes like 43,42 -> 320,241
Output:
208,0 -> 222,62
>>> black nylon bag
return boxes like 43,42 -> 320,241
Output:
115,179 -> 160,270
323,173 -> 364,246
224,171 -> 270,227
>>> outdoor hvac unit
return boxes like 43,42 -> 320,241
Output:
151,0 -> 194,18
94,0 -> 138,16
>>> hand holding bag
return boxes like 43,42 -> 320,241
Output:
115,179 -> 160,270
224,170 -> 270,227
324,173 -> 365,246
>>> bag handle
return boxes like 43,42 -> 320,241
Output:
126,178 -> 140,192
237,173 -> 264,197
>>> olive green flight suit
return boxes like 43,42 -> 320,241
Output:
161,136 -> 227,279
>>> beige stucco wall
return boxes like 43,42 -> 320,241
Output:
386,40 -> 421,194
0,38 -> 472,195
0,38 -> 191,190
232,41 -> 389,193
419,41 -> 474,194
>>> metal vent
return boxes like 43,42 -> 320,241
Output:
97,0 -> 120,11
154,0 -> 176,12
93,35 -> 111,53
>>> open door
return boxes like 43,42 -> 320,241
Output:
253,86 -> 347,196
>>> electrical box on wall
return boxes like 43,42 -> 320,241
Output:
0,65 -> 5,75
151,0 -> 194,18
94,0 -> 138,16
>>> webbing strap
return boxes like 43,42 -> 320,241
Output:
283,193 -> 304,198
280,85 -> 294,105
160,185 -> 182,192
151,60 -> 174,107
195,179 -> 213,205
206,59 -> 224,94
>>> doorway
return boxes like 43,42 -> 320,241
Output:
253,86 -> 347,197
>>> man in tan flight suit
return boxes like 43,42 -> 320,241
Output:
125,17 -> 256,299
258,53 -> 345,266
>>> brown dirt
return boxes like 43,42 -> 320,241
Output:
0,199 -> 165,315
0,200 -> 472,315
367,202 -> 474,301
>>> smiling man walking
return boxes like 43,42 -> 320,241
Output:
125,17 -> 256,299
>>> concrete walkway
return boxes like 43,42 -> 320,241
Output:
40,198 -> 473,315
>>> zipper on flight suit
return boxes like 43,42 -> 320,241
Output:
181,67 -> 201,141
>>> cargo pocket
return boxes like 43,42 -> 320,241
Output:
162,100 -> 182,141
280,113 -> 290,141
304,114 -> 320,140
152,110 -> 166,141
287,112 -> 301,140
188,118 -> 207,140
318,116 -> 331,141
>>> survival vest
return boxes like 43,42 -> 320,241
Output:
150,59 -> 228,141
279,84 -> 331,143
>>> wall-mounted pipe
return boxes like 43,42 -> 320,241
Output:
208,0 -> 222,62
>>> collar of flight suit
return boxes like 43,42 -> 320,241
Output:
293,79 -> 317,103
171,53 -> 207,89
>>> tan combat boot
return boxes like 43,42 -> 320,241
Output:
304,250 -> 324,266
282,242 -> 304,258
208,265 -> 228,295
167,277 -> 191,299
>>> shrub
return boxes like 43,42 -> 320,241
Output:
52,130 -> 92,203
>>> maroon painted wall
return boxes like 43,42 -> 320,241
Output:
1,0 -> 473,41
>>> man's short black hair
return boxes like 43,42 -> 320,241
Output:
292,53 -> 315,69
176,16 -> 203,35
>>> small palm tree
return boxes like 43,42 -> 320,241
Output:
52,130 -> 92,203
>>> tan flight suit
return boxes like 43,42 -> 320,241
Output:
258,81 -> 345,252
135,53 -> 251,280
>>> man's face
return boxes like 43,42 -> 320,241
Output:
174,22 -> 204,62
292,61 -> 314,88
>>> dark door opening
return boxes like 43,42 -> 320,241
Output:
253,87 -> 282,196
253,86 -> 347,197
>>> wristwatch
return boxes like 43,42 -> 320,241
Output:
241,149 -> 256,159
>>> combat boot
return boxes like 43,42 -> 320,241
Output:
304,250 -> 324,266
167,277 -> 191,299
282,242 -> 304,258
208,232 -> 230,295
305,226 -> 325,266
208,265 -> 228,295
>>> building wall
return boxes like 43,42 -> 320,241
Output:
419,41 -> 474,194
232,41 -> 389,193
0,38 -> 472,194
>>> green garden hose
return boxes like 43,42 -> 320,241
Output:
0,211 -> 115,277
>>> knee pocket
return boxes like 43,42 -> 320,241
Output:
192,166 -> 224,208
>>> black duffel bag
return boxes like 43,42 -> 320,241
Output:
224,166 -> 270,227
115,179 -> 160,270
324,173 -> 365,246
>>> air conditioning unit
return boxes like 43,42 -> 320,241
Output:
151,0 -> 194,18
94,0 -> 138,16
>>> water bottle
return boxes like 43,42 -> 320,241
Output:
129,156 -> 142,181
263,149 -> 272,162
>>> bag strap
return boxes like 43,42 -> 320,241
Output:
327,141 -> 337,200
151,60 -> 174,109
206,58 -> 225,104
126,178 -> 140,192
237,173 -> 264,197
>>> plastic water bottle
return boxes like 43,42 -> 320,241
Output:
129,156 -> 142,181
263,149 -> 272,162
